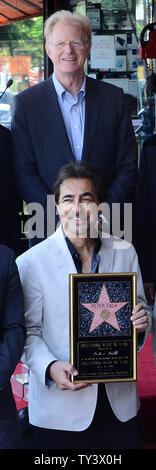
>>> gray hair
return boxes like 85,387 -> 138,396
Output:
44,10 -> 92,46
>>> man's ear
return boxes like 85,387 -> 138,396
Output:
55,202 -> 61,218
86,43 -> 91,58
45,42 -> 52,60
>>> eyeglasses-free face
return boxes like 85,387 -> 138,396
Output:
45,22 -> 91,81
56,177 -> 99,239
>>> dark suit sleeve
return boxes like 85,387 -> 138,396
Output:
0,250 -> 25,389
11,94 -> 49,206
0,125 -> 25,255
135,142 -> 155,283
107,90 -> 137,204
0,126 -> 11,211
0,126 -> 13,246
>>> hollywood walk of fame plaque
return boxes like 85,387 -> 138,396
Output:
69,273 -> 137,383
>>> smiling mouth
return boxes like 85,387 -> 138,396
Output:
62,57 -> 77,61
68,217 -> 87,225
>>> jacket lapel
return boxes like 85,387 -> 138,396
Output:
39,76 -> 102,172
82,76 -> 102,162
52,225 -> 115,277
52,224 -> 77,291
39,77 -> 74,179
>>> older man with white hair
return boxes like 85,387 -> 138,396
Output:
12,10 -> 137,246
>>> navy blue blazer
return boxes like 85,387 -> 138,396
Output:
11,76 -> 137,246
135,134 -> 156,286
12,76 -> 137,205
0,245 -> 25,391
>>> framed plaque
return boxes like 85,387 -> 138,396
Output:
69,273 -> 137,383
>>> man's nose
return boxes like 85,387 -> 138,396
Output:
64,42 -> 74,51
74,198 -> 80,213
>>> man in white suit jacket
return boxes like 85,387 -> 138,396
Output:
16,161 -> 150,449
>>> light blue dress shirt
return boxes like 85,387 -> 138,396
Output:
52,73 -> 86,161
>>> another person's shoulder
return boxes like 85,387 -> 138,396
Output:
140,134 -> 156,167
0,243 -> 14,258
142,133 -> 156,148
0,244 -> 15,275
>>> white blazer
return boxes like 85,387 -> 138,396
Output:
16,225 -> 151,431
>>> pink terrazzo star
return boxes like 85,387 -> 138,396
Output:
81,283 -> 127,333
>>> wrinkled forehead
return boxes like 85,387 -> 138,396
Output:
50,21 -> 87,41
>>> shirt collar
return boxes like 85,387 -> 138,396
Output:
65,235 -> 101,274
65,235 -> 101,259
52,72 -> 86,101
